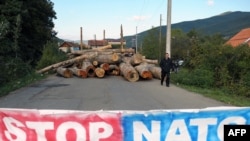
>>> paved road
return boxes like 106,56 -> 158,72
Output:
0,75 -> 230,111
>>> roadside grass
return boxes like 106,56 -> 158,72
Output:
173,83 -> 250,107
0,72 -> 46,97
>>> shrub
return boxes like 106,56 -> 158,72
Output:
36,41 -> 67,70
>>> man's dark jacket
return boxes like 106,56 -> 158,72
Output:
160,58 -> 173,73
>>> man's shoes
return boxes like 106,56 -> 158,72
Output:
166,85 -> 169,87
161,83 -> 163,86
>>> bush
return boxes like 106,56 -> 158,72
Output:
36,41 -> 67,70
0,57 -> 32,86
172,68 -> 214,88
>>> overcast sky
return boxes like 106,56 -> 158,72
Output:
51,0 -> 250,41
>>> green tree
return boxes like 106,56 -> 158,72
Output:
0,0 -> 56,86
141,27 -> 159,59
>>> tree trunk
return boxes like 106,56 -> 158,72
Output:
108,64 -> 120,75
135,63 -> 153,79
148,66 -> 162,80
142,59 -> 158,64
94,53 -> 121,64
36,52 -> 98,74
95,67 -> 105,78
69,67 -> 87,78
119,62 -> 139,82
92,44 -> 112,51
82,60 -> 96,77
56,67 -> 73,78
130,53 -> 143,66
100,63 -> 109,71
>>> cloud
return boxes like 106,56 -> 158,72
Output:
128,15 -> 151,21
207,0 -> 214,6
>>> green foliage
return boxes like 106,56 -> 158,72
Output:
0,72 -> 45,97
172,68 -> 214,88
141,28 -> 160,60
0,57 -> 32,86
171,30 -> 250,97
0,0 -> 56,66
36,41 -> 67,70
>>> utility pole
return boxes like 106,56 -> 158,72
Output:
136,26 -> 138,54
94,34 -> 97,48
166,0 -> 172,57
80,27 -> 83,50
159,14 -> 162,60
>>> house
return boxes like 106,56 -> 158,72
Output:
59,41 -> 80,52
226,28 -> 250,47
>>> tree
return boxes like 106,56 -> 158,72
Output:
0,0 -> 56,66
0,0 -> 56,85
141,27 -> 160,60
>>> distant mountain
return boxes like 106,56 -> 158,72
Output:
125,11 -> 250,47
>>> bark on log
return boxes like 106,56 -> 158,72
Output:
93,53 -> 121,64
95,67 -> 105,78
119,62 -> 139,82
142,59 -> 158,64
135,63 -> 153,79
56,67 -> 73,78
130,53 -> 143,66
148,66 -> 162,80
100,63 -> 109,71
92,44 -> 112,50
69,67 -> 87,78
82,60 -> 96,77
37,52 -> 98,74
69,48 -> 134,56
108,64 -> 120,75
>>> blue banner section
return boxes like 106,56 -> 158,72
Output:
122,107 -> 250,141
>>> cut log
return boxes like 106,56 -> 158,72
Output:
92,44 -> 112,51
148,66 -> 162,80
94,53 -> 121,64
82,60 -> 96,77
100,63 -> 109,71
56,67 -> 73,78
92,60 -> 98,67
95,67 -> 105,78
69,67 -> 87,78
36,52 -> 98,74
108,64 -> 120,75
135,63 -> 153,79
130,53 -> 143,66
119,62 -> 139,82
121,56 -> 132,64
69,48 -> 134,56
142,59 -> 158,64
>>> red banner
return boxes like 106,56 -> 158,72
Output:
0,109 -> 122,141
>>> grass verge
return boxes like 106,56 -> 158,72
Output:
0,72 -> 46,97
174,83 -> 250,107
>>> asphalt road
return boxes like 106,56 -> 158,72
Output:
0,75 -> 231,111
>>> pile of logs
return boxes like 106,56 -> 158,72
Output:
36,45 -> 162,82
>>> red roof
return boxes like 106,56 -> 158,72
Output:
88,40 -> 108,46
226,28 -> 250,47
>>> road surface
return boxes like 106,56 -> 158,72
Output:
0,75 -> 230,111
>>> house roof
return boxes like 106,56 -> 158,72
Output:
59,41 -> 80,48
226,28 -> 250,47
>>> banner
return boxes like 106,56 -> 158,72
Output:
0,107 -> 250,141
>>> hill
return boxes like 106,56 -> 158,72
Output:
125,11 -> 250,47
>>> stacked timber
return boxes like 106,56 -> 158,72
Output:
37,46 -> 162,82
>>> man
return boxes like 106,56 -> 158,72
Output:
160,53 -> 173,87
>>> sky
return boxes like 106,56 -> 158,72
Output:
51,0 -> 250,41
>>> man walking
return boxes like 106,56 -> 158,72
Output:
160,53 -> 173,87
